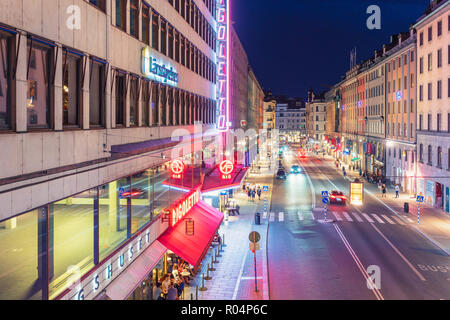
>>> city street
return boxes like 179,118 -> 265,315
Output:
268,147 -> 450,300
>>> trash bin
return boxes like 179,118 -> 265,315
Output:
255,212 -> 261,225
404,202 -> 409,214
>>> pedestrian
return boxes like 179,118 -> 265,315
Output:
395,185 -> 400,198
235,204 -> 240,215
257,186 -> 262,200
382,184 -> 386,198
154,282 -> 165,300
247,187 -> 251,201
251,188 -> 256,201
242,183 -> 246,193
378,180 -> 382,191
167,283 -> 178,300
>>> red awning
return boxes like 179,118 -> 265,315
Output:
157,200 -> 224,271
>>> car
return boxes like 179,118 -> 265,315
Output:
276,169 -> 287,180
290,165 -> 302,174
329,190 -> 347,205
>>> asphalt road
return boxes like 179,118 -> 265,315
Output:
267,148 -> 450,300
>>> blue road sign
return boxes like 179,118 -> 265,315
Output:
321,191 -> 328,198
118,187 -> 125,198
263,186 -> 269,192
416,196 -> 424,203
322,198 -> 329,204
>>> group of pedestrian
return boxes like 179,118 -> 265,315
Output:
155,262 -> 193,300
244,184 -> 262,201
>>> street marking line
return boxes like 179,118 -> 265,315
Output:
269,212 -> 275,222
391,216 -> 406,225
298,162 -> 316,209
298,212 -> 304,221
279,212 -> 284,222
406,217 -> 414,223
241,276 -> 263,280
352,212 -> 364,222
333,224 -> 384,300
309,211 -> 316,220
372,214 -> 385,224
343,212 -> 353,222
381,215 -> 395,224
362,213 -> 375,223
370,223 -> 426,282
332,211 -> 343,221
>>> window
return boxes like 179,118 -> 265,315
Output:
437,147 -> 442,167
419,144 -> 423,162
404,76 -> 407,89
419,114 -> 423,131
175,32 -> 180,63
437,80 -> 442,99
437,113 -> 441,132
130,0 -> 139,38
115,72 -> 126,126
428,82 -> 432,100
142,3 -> 150,45
62,51 -> 82,127
180,36 -> 185,66
0,31 -> 14,130
27,39 -> 52,129
160,19 -> 167,55
411,51 -> 414,62
411,73 -> 414,88
168,26 -> 174,59
168,87 -> 174,125
411,123 -> 414,138
89,0 -> 106,11
116,0 -> 127,31
89,59 -> 105,127
404,123 -> 407,137
428,26 -> 432,42
420,32 -> 424,45
419,57 -> 423,73
448,113 -> 450,133
410,99 -> 414,113
437,20 -> 442,37
448,148 -> 450,169
141,80 -> 150,126
129,76 -> 139,126
428,114 -> 432,131
151,82 -> 159,126
428,145 -> 432,165
438,49 -> 442,68
428,53 -> 432,71
419,85 -> 423,101
152,11 -> 159,51
160,85 -> 167,125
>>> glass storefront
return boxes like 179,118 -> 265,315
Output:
0,162 -> 187,300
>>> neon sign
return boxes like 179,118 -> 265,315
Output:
170,160 -> 185,179
396,91 -> 402,101
216,0 -> 230,132
219,160 -> 234,180
142,46 -> 179,86
171,188 -> 200,227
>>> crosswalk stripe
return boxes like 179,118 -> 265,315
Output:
382,215 -> 395,224
352,212 -> 364,222
332,211 -> 343,221
298,212 -> 304,221
371,214 -> 385,224
343,212 -> 353,222
391,216 -> 406,225
361,213 -> 375,223
279,212 -> 284,222
269,212 -> 275,222
309,211 -> 315,220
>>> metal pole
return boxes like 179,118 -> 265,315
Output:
222,233 -> 226,247
205,264 -> 212,280
253,250 -> 258,292
418,203 -> 420,224
199,274 -> 207,291
210,256 -> 216,271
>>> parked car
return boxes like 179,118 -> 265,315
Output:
329,190 -> 347,205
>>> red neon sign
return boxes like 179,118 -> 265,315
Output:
170,160 -> 185,179
219,160 -> 234,180
216,0 -> 230,132
170,188 -> 200,227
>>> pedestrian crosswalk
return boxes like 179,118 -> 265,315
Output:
266,210 -> 410,226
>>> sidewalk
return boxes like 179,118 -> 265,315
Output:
326,154 -> 450,256
183,160 -> 275,300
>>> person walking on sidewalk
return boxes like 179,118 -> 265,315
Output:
395,185 -> 400,198
382,184 -> 387,198
257,186 -> 262,200
247,188 -> 252,201
251,188 -> 256,202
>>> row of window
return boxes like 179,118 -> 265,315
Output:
418,79 -> 449,101
0,162 -> 186,300
167,0 -> 217,50
387,122 -> 414,139
418,113 -> 450,133
387,99 -> 414,115
419,144 -> 449,169
419,47 -> 449,73
387,51 -> 414,73
419,15 -> 449,46
366,104 -> 384,116
0,30 -> 215,131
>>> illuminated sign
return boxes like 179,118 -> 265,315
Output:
170,160 -> 185,179
171,188 -> 200,227
216,0 -> 230,132
219,160 -> 234,180
396,91 -> 402,101
142,46 -> 178,86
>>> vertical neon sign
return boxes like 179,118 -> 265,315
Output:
216,0 -> 230,132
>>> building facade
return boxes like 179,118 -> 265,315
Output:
247,67 -> 264,130
276,97 -> 306,141
0,0 -> 231,300
306,90 -> 326,144
414,0 -> 450,211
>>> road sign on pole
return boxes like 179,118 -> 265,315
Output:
263,185 -> 269,192
248,231 -> 260,293
321,191 -> 328,198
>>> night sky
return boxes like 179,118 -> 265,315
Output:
232,0 -> 429,98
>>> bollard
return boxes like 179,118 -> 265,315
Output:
214,248 -> 219,262
219,242 -> 224,253
198,274 -> 207,291
210,256 -> 216,271
222,234 -> 226,247
205,264 -> 212,280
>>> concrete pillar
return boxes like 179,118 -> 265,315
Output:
15,31 -> 27,133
